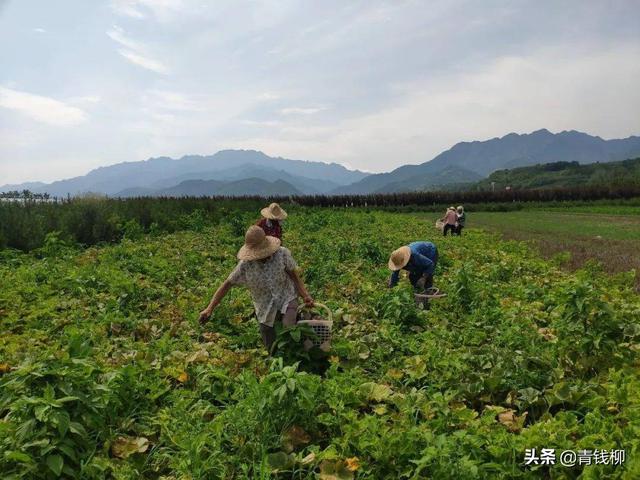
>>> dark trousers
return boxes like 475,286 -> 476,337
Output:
455,225 -> 464,236
259,299 -> 298,353
443,224 -> 455,236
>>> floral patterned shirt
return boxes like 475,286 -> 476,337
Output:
227,247 -> 298,326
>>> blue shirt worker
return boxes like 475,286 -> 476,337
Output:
388,241 -> 438,291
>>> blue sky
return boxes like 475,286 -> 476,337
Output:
1,0 -> 639,184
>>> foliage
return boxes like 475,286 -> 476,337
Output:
475,157 -> 640,191
1,207 -> 640,478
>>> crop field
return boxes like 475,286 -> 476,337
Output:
468,209 -> 640,290
1,207 -> 640,479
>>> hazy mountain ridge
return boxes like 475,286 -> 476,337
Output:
117,178 -> 303,198
332,129 -> 640,194
4,130 -> 640,197
1,150 -> 367,197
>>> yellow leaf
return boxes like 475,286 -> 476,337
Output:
177,371 -> 188,383
111,436 -> 149,459
201,332 -> 221,342
373,405 -> 387,415
186,349 -> 209,364
282,425 -> 311,453
300,452 -> 316,465
497,409 -> 528,433
0,363 -> 10,374
345,457 -> 360,472
537,327 -> 557,342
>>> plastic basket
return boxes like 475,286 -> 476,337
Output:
435,220 -> 444,231
414,287 -> 447,308
298,303 -> 333,352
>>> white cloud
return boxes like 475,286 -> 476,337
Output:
280,106 -> 326,115
106,25 -> 144,51
118,49 -> 169,74
110,0 -> 185,22
0,87 -> 87,126
241,119 -> 283,127
33,28 -> 46,33
69,95 -> 101,104
107,25 -> 169,74
257,92 -> 280,101
144,90 -> 203,110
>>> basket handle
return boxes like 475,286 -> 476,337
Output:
297,302 -> 333,322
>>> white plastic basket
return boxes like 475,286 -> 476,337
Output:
298,303 -> 333,352
414,287 -> 447,308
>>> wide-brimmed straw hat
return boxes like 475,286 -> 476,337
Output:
388,245 -> 411,271
237,225 -> 281,261
261,202 -> 288,220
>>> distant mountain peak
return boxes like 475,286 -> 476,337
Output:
2,149 -> 369,197
333,128 -> 640,195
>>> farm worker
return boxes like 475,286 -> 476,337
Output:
388,241 -> 438,291
440,206 -> 457,236
455,205 -> 466,236
256,202 -> 287,240
199,225 -> 314,352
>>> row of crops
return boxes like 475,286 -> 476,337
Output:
1,208 -> 639,478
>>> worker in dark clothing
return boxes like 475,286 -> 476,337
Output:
388,241 -> 438,291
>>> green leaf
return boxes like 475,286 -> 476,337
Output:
267,451 -> 295,472
4,451 -> 33,464
69,421 -> 88,438
359,382 -> 393,402
46,454 -> 64,476
290,328 -> 301,342
55,411 -> 70,437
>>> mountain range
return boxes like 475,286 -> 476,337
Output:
332,129 -> 640,194
3,129 -> 640,197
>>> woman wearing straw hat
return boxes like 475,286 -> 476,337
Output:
439,207 -> 457,236
388,241 -> 438,291
199,225 -> 314,352
256,202 -> 287,240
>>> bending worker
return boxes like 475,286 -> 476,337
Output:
199,225 -> 313,352
388,241 -> 438,291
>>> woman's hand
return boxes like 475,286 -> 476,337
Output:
303,294 -> 315,307
198,306 -> 213,324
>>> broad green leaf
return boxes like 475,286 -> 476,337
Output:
267,451 -> 295,472
46,454 -> 64,476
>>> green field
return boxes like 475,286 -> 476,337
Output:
462,209 -> 640,291
1,207 -> 640,479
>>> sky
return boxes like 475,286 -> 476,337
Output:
1,0 -> 640,184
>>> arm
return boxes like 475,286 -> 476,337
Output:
287,269 -> 314,306
388,270 -> 400,288
199,279 -> 233,323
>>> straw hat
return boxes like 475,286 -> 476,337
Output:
237,226 -> 281,261
388,246 -> 411,271
261,202 -> 288,220
457,205 -> 464,213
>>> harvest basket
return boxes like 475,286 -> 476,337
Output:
414,287 -> 447,308
435,220 -> 444,231
298,303 -> 333,352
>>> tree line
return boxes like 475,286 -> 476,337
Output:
1,184 -> 639,252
